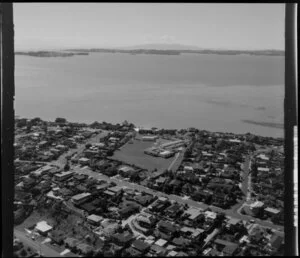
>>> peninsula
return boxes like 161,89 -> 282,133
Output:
15,47 -> 284,58
15,51 -> 89,58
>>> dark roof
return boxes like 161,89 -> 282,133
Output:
73,174 -> 87,181
126,247 -> 142,256
169,179 -> 182,186
131,239 -> 150,252
49,230 -> 65,243
134,195 -> 153,205
91,198 -> 102,206
114,231 -> 134,244
214,238 -> 239,255
172,236 -> 191,246
119,206 -> 136,215
64,237 -> 79,248
166,203 -> 182,214
76,185 -> 87,192
223,244 -> 239,255
270,235 -> 283,249
176,251 -> 189,256
77,243 -> 93,254
157,220 -> 177,233
80,202 -> 96,213
150,244 -> 166,255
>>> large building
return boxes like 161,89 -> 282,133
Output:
142,136 -> 158,141
160,140 -> 185,150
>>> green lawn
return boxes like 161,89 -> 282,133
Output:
111,139 -> 174,172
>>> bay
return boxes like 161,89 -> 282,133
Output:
15,52 -> 284,138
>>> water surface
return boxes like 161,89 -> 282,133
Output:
15,53 -> 284,137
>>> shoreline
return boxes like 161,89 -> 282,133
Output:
15,115 -> 284,140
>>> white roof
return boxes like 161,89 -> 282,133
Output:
250,201 -> 264,208
155,238 -> 168,247
204,211 -> 217,220
46,191 -> 63,200
264,207 -> 280,214
168,251 -> 178,256
257,167 -> 270,172
72,192 -> 91,201
35,221 -> 52,233
257,154 -> 269,160
92,143 -> 105,147
185,207 -> 202,220
78,157 -> 90,162
118,166 -> 134,172
160,150 -> 172,155
158,196 -> 168,202
142,136 -> 157,139
87,214 -> 103,222
229,139 -> 241,143
55,171 -> 73,177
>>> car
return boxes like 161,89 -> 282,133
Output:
31,236 -> 35,240
250,219 -> 255,223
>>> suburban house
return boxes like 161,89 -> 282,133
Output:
35,221 -> 53,236
54,171 -> 74,182
71,192 -> 92,205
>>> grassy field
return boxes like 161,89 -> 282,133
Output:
111,139 -> 174,172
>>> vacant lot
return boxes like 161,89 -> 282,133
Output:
111,139 -> 173,172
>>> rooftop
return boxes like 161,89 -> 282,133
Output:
71,192 -> 91,201
35,221 -> 53,233
155,238 -> 168,247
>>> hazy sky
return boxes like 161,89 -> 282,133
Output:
14,3 -> 285,51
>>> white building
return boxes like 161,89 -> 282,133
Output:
35,221 -> 53,235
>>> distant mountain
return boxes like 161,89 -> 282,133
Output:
120,43 -> 205,51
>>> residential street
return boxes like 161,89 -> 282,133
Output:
14,229 -> 61,257
52,130 -> 109,168
73,166 -> 283,232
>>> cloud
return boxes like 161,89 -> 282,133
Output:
142,34 -> 176,44
160,35 -> 176,43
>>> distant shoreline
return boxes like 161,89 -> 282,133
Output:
15,48 -> 284,57
242,119 -> 284,129
15,51 -> 89,58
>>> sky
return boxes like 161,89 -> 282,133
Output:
13,3 -> 285,51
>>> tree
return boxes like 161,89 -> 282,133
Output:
16,118 -> 27,128
55,117 -> 67,124
64,162 -> 70,171
31,117 -> 42,125
26,123 -> 32,133
106,150 -> 114,156
20,248 -> 27,257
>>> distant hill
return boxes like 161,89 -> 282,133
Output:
120,43 -> 205,51
16,44 -> 285,57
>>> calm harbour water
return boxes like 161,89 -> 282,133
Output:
15,53 -> 284,138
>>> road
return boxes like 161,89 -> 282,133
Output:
240,155 -> 250,196
14,229 -> 61,257
51,130 -> 109,168
73,167 -> 283,231
167,152 -> 182,172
